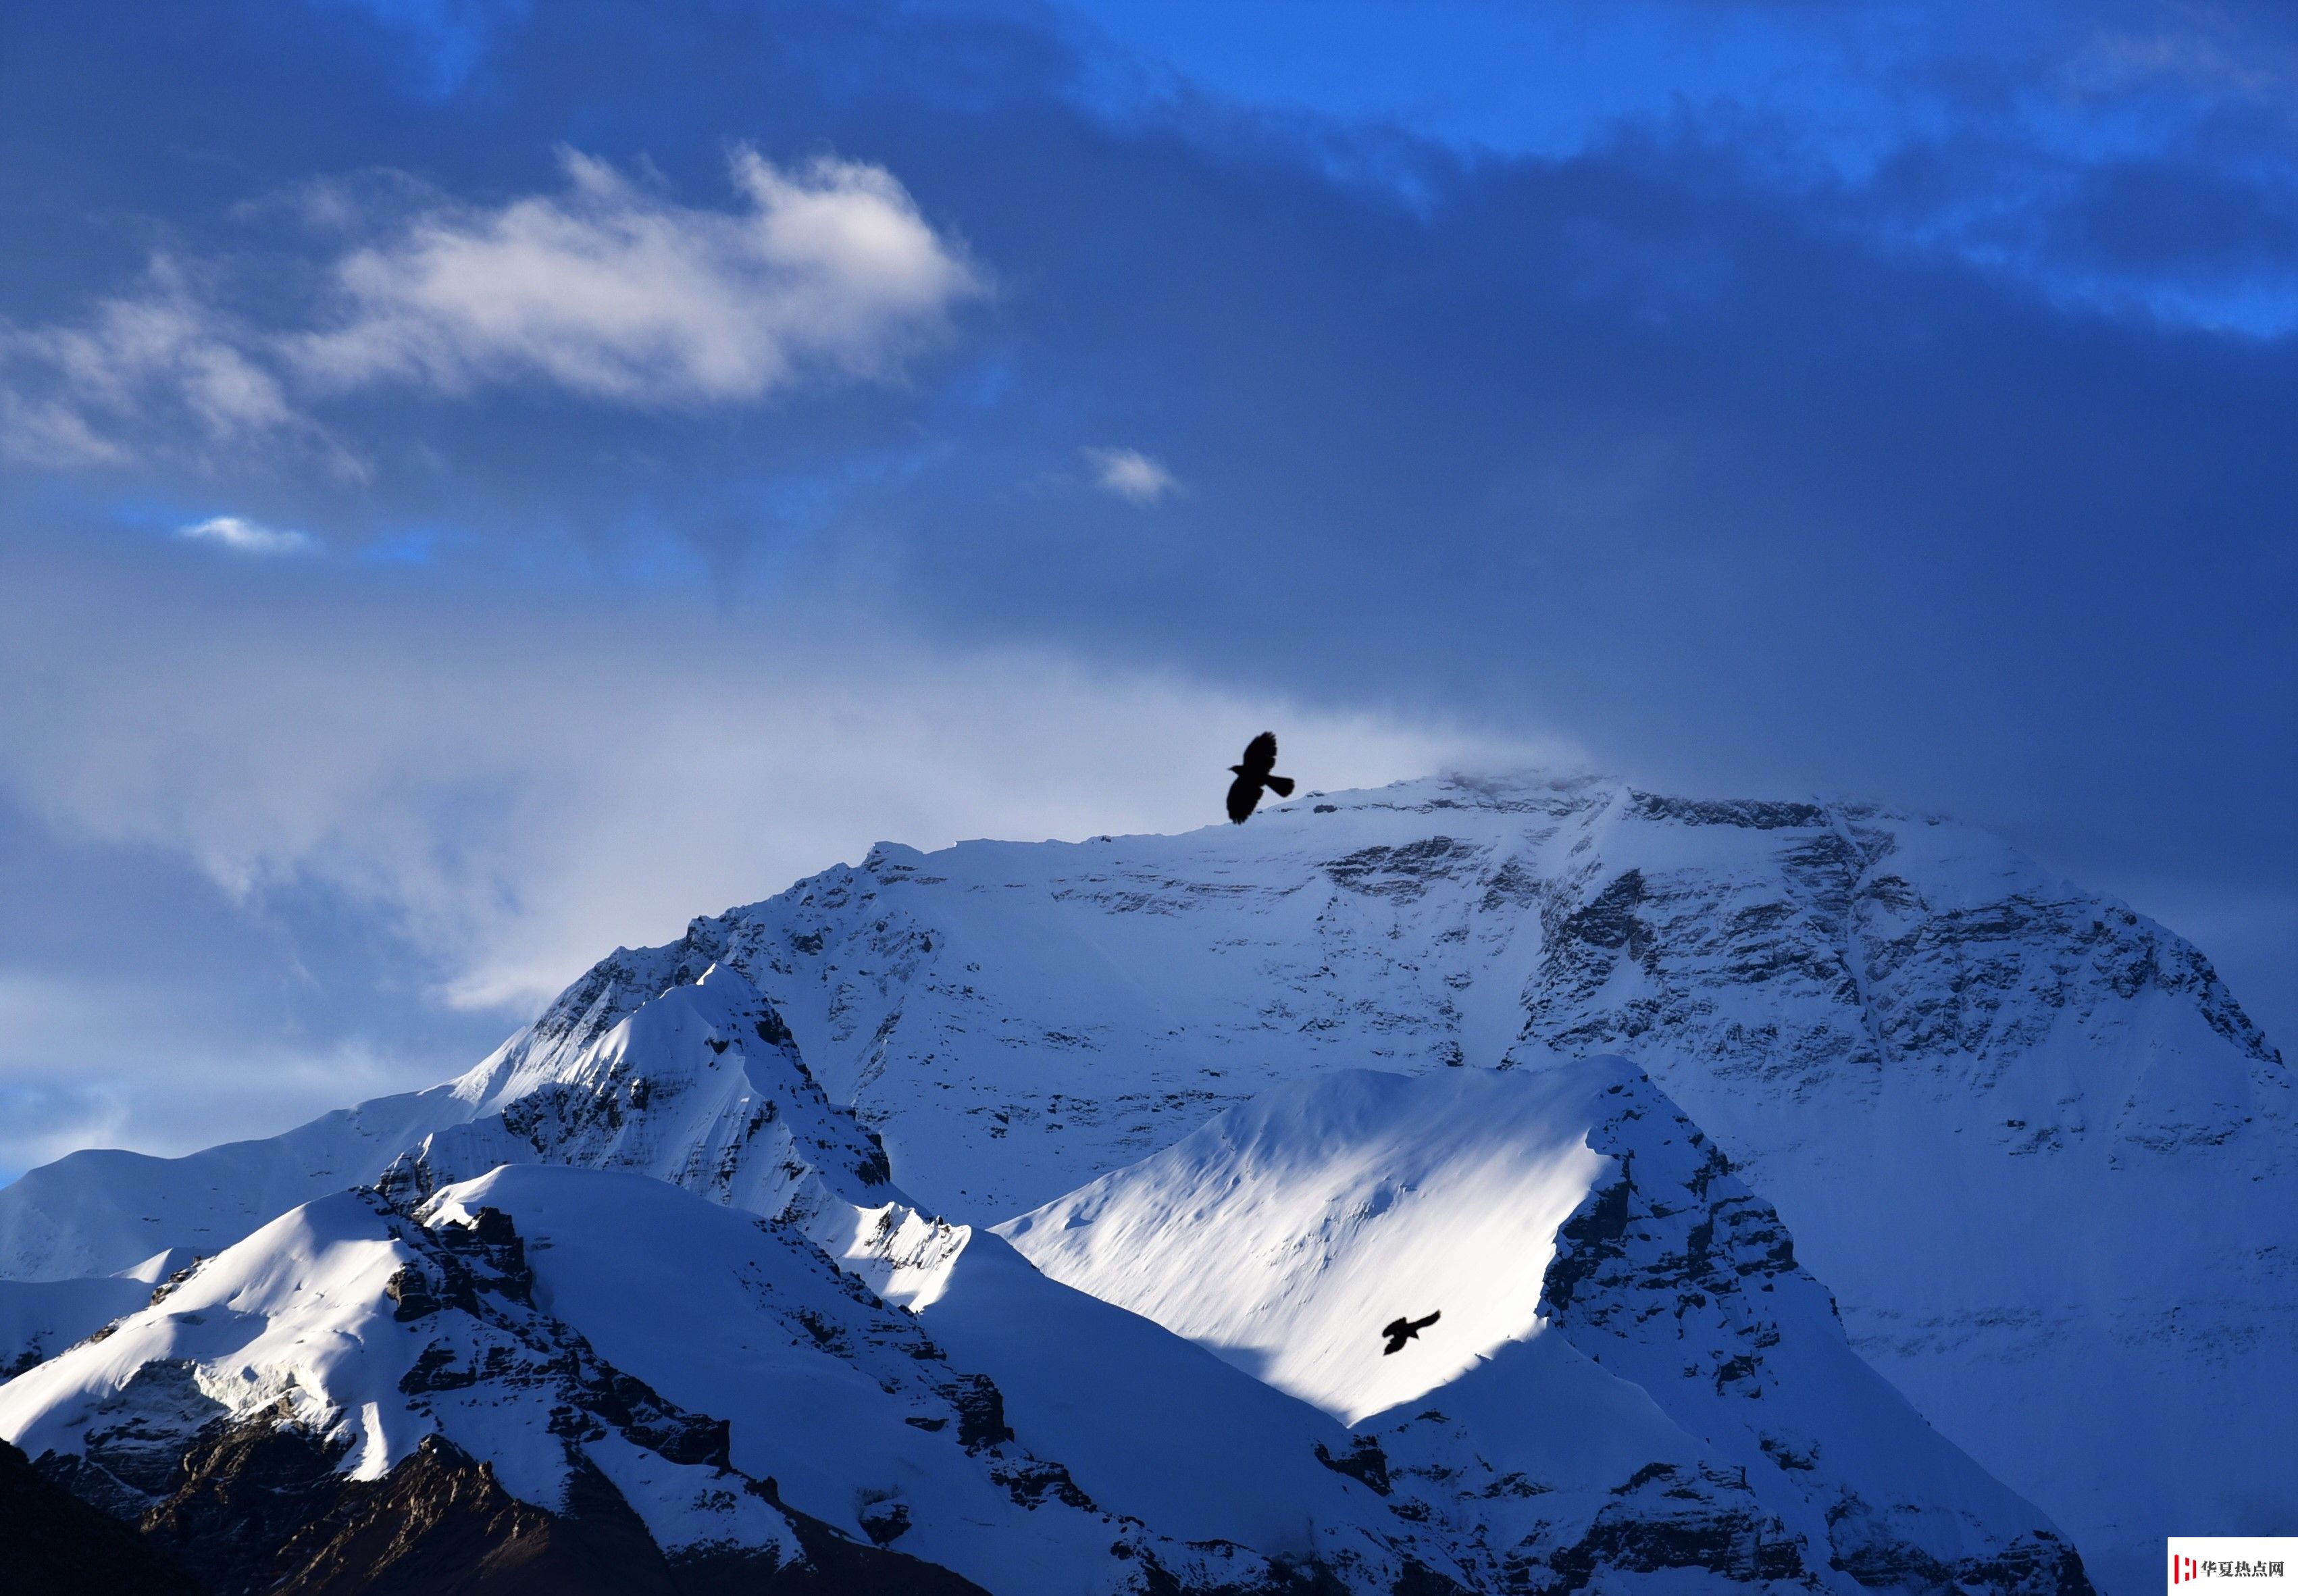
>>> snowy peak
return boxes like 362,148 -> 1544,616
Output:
1523,1064 -> 2085,1593
1510,786 -> 2280,1152
624,769 -> 2287,1223
385,961 -> 894,1222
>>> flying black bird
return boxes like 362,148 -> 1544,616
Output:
1225,731 -> 1295,824
1380,1312 -> 1441,1356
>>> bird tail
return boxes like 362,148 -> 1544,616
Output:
1265,776 -> 1296,798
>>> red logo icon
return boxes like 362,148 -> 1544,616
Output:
2174,1555 -> 2199,1585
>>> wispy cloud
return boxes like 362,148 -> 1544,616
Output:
0,259 -> 324,468
1083,446 -> 1180,505
178,515 -> 318,555
0,148 -> 986,467
0,391 -> 128,468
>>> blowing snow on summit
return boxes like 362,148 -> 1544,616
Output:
2,2 -> 2292,1593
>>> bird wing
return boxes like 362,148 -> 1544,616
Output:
1380,1317 -> 1409,1340
1240,731 -> 1277,777
1225,773 -> 1261,824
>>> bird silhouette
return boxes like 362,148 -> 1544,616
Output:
1225,731 -> 1295,824
1380,1311 -> 1441,1356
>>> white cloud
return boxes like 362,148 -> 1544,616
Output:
291,148 -> 986,405
1083,445 -> 1180,505
0,148 -> 986,465
178,515 -> 318,555
0,390 -> 128,468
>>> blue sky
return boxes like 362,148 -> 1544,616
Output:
0,0 -> 2291,1177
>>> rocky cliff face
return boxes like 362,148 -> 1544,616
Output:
0,1434 -> 204,1595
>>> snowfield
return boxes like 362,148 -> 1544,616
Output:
1002,1064 -> 1611,1423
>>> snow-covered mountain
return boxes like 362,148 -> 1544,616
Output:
1,771 -> 2286,1593
0,962 -> 891,1285
0,1060 -> 2085,1594
0,1162 -> 1421,1593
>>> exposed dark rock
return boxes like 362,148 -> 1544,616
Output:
855,1494 -> 911,1545
384,1266 -> 437,1321
271,1435 -> 590,1595
945,1371 -> 1015,1450
129,1423 -> 1000,1596
1326,838 -> 1487,900
1546,1464 -> 1811,1593
1827,1496 -> 2093,1596
140,1407 -> 350,1594
1627,793 -> 1829,831
0,1437 -> 203,1595
1389,1560 -> 1469,1596
1313,1435 -> 1393,1496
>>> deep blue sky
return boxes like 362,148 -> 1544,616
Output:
1,0 -> 2291,1177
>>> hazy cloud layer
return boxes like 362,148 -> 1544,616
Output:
0,536 -> 1542,1025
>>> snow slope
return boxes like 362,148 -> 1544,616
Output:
0,1075 -> 2087,1595
1004,1061 -> 1608,1423
0,1164 -> 1383,1593
1007,1060 -> 2087,1596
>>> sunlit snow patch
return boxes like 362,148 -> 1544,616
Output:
1000,1064 -> 1607,1422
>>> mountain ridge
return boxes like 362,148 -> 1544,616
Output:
0,1062 -> 2092,1595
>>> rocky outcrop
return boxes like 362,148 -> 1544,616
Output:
1531,1069 -> 2093,1596
122,1423 -> 997,1596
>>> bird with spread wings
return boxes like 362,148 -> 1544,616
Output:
1225,731 -> 1295,824
1380,1312 -> 1440,1355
